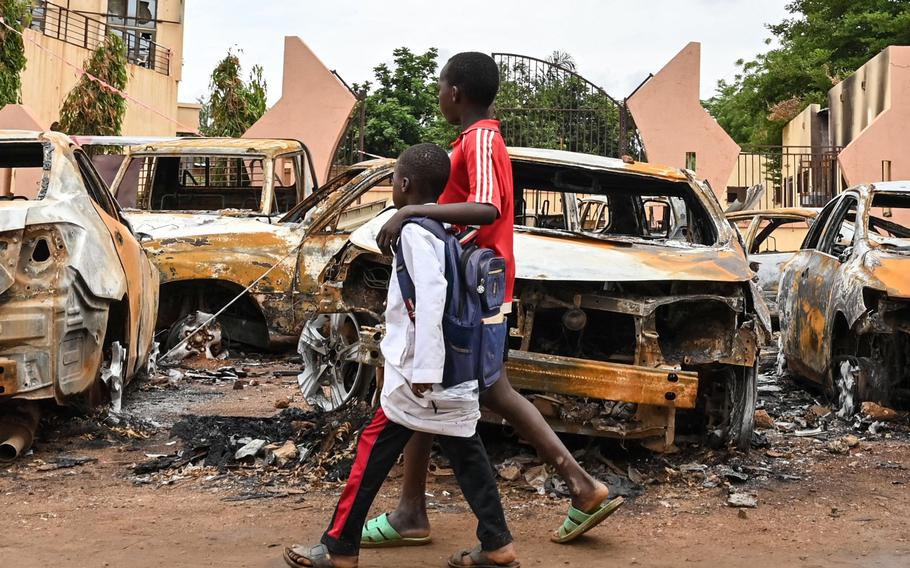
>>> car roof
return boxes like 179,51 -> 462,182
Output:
868,181 -> 910,193
506,147 -> 689,181
349,148 -> 690,182
0,130 -> 75,146
124,137 -> 304,158
726,207 -> 819,220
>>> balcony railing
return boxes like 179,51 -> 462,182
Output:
29,1 -> 171,76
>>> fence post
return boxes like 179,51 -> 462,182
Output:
618,101 -> 629,157
83,14 -> 89,49
358,93 -> 366,159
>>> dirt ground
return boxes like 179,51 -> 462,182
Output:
2,352 -> 910,568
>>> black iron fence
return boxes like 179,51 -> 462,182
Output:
728,145 -> 844,209
29,1 -> 171,75
492,53 -> 643,159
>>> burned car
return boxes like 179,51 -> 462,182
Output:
305,149 -> 770,450
726,208 -> 818,323
779,183 -> 910,414
111,137 -> 319,218
106,141 -> 391,351
0,131 -> 159,460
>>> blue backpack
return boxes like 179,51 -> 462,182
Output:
396,217 -> 508,390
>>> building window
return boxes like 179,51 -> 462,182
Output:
685,151 -> 697,171
107,0 -> 158,69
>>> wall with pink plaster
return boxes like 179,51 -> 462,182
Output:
244,37 -> 357,183
838,46 -> 910,227
627,42 -> 741,203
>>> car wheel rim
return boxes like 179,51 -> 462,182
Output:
297,313 -> 364,412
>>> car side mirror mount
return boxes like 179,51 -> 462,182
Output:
838,246 -> 853,264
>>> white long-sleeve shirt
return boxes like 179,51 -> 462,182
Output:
380,222 -> 480,437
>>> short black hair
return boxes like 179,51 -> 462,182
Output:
442,52 -> 499,107
397,143 -> 450,201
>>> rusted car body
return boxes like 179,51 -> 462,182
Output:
106,141 -> 391,350
727,208 -> 818,323
108,138 -> 321,349
779,183 -> 910,412
0,131 -> 159,459
305,148 -> 770,449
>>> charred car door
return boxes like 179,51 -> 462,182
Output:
72,150 -> 157,380
282,163 -> 393,319
780,195 -> 858,382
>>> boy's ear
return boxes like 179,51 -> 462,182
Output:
451,85 -> 461,104
400,176 -> 410,193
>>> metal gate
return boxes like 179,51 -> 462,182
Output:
332,53 -> 645,172
728,146 -> 844,209
492,53 -> 643,159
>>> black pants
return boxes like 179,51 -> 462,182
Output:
321,407 -> 512,556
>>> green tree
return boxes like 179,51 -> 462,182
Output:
706,0 -> 910,146
0,0 -> 31,105
352,47 -> 457,158
199,51 -> 267,137
58,34 -> 128,137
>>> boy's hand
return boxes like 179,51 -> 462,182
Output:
410,382 -> 432,398
377,208 -> 409,256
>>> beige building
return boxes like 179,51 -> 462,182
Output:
16,0 -> 197,135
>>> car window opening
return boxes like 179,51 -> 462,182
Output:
513,162 -> 718,246
0,142 -> 48,201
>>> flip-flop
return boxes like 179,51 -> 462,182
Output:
551,496 -> 625,544
448,545 -> 521,568
360,512 -> 431,548
283,543 -> 337,568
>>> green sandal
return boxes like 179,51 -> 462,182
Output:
551,496 -> 625,544
361,512 -> 432,548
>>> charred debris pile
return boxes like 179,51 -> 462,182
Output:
133,402 -> 373,485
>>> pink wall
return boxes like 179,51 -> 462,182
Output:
838,47 -> 910,228
244,37 -> 357,183
838,47 -> 910,183
627,42 -> 741,201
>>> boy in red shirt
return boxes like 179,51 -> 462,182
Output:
371,52 -> 622,549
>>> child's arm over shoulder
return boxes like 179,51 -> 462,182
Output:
377,131 -> 507,255
379,203 -> 496,255
399,223 -> 447,386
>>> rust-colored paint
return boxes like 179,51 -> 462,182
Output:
0,359 -> 19,395
0,131 -> 157,406
506,350 -> 698,409
306,149 -> 766,447
779,184 -> 910,401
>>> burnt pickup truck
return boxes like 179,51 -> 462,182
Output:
104,138 -> 388,351
301,148 -> 771,450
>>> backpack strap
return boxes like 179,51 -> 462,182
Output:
395,217 -> 453,323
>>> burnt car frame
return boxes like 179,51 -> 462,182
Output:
105,139 -> 391,351
0,131 -> 159,459
305,148 -> 770,450
779,183 -> 910,413
726,208 -> 818,324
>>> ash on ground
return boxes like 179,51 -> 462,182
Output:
132,402 -> 373,488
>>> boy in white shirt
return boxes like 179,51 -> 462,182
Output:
283,144 -> 519,568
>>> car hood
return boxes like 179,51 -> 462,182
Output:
124,212 -> 303,287
863,249 -> 910,299
124,211 -> 299,242
351,210 -> 752,283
